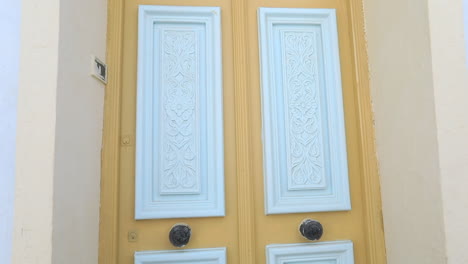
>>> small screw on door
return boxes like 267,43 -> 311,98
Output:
121,135 -> 131,146
128,231 -> 138,242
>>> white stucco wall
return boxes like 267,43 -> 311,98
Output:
51,0 -> 106,262
365,0 -> 468,263
428,0 -> 468,262
363,0 -> 447,262
0,1 -> 20,263
13,0 -> 60,262
13,0 -> 107,263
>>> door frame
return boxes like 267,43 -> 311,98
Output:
97,0 -> 387,263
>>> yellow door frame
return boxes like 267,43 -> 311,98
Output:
98,0 -> 387,263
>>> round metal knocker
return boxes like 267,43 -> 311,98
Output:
299,219 -> 323,241
169,223 -> 191,247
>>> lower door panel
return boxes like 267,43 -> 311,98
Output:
135,247 -> 227,264
266,241 -> 354,264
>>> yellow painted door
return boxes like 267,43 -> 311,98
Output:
249,1 -> 371,263
107,0 -> 385,263
118,0 -> 239,263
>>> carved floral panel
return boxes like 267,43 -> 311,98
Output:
135,6 -> 224,219
160,30 -> 200,195
258,8 -> 351,214
282,31 -> 326,190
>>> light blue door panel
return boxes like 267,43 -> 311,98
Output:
267,241 -> 354,264
258,7 -> 351,214
136,5 -> 224,219
135,247 -> 227,264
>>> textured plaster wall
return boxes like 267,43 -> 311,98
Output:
0,1 -> 20,263
428,0 -> 468,262
51,0 -> 107,262
363,0 -> 447,263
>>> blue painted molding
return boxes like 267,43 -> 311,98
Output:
135,5 -> 224,219
266,241 -> 354,264
258,8 -> 351,214
135,247 -> 227,264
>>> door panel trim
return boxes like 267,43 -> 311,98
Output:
98,0 -> 124,262
231,0 -> 256,263
347,0 -> 387,262
135,247 -> 227,264
258,7 -> 351,215
135,5 -> 225,219
266,241 -> 354,264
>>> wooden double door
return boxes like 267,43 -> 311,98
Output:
102,0 -> 386,263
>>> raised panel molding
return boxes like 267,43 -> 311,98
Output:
136,5 -> 224,219
135,248 -> 227,264
266,241 -> 354,264
258,8 -> 351,214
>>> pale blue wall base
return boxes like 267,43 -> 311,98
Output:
0,1 -> 20,263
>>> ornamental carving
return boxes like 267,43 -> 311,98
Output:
161,30 -> 200,194
283,31 -> 325,189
